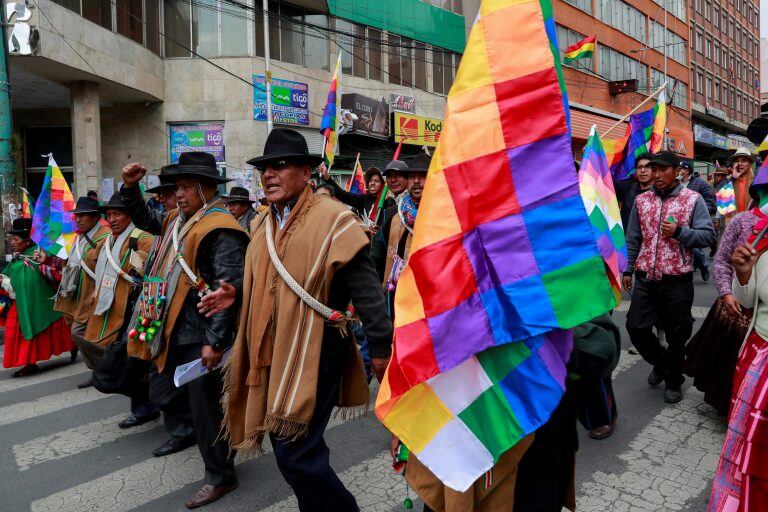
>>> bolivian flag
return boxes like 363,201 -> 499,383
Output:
564,35 -> 596,64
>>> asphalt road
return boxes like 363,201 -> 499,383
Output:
0,270 -> 725,511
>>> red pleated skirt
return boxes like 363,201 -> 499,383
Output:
2,304 -> 74,368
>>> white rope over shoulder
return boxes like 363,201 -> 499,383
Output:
104,235 -> 136,284
264,211 -> 352,326
74,237 -> 96,281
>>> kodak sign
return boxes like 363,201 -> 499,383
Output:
393,112 -> 443,147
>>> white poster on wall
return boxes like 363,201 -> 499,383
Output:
100,178 -> 115,202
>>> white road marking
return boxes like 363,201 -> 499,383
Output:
0,387 -> 107,428
14,413 -> 160,471
613,350 -> 642,378
576,389 -> 725,511
0,362 -> 88,394
260,451 -> 406,512
30,412 -> 354,512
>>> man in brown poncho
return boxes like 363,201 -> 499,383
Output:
204,128 -> 393,511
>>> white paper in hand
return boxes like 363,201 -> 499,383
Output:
173,348 -> 232,387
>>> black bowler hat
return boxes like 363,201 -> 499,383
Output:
381,160 -> 409,177
405,153 -> 431,174
69,196 -> 101,214
223,186 -> 254,204
99,192 -> 127,212
648,151 -> 681,169
146,164 -> 179,194
246,128 -> 323,168
8,217 -> 32,238
172,152 -> 229,184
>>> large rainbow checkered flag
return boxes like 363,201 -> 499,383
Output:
609,91 -> 667,180
375,0 -> 616,492
579,126 -> 627,304
30,155 -> 77,258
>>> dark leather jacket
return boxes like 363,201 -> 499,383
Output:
120,185 -> 248,354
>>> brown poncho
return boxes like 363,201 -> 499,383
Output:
223,186 -> 370,451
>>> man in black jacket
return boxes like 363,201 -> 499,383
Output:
120,152 -> 249,509
614,153 -> 654,228
679,160 -> 716,281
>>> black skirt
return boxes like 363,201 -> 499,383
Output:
684,296 -> 751,416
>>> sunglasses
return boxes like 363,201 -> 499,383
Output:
255,159 -> 296,172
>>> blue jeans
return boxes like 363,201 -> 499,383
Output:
352,322 -> 372,383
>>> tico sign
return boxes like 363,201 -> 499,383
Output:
393,112 -> 443,147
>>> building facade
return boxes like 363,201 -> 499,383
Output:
689,0 -> 761,165
550,0 -> 693,160
8,0 -> 468,198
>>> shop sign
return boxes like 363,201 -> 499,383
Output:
253,75 -> 309,126
169,123 -> 225,163
390,94 -> 416,114
713,134 -> 728,149
705,103 -> 727,121
340,93 -> 389,139
393,112 -> 443,147
693,124 -> 713,145
727,134 -> 755,151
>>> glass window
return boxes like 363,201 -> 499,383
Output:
388,33 -> 402,85
279,3 -> 303,65
401,37 -> 414,87
51,0 -> 80,13
563,0 -> 593,14
452,0 -> 463,14
414,42 -> 427,90
706,76 -> 712,98
368,28 -> 382,81
432,48 -> 444,94
704,0 -> 711,18
83,0 -> 112,30
337,19 -> 355,75
164,0 -> 192,58
705,37 -> 711,59
598,45 -> 648,85
116,0 -> 143,44
255,1 -> 280,60
598,0 -> 646,42
145,0 -> 160,54
348,23 -> 366,78
713,6 -> 719,26
696,31 -> 703,54
444,53 -> 456,92
714,42 -> 719,64
651,22 -> 686,64
220,1 -> 249,57
697,71 -> 703,93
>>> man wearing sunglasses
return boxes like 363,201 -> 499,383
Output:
615,153 -> 654,229
204,128 -> 392,511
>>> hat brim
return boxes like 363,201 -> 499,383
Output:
8,229 -> 30,236
167,170 -> 231,184
648,158 -> 678,167
246,152 -> 324,167
730,154 -> 755,164
223,196 -> 255,204
145,184 -> 176,194
98,205 -> 127,213
69,207 -> 101,214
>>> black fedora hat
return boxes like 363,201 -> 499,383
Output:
405,153 -> 431,173
172,152 -> 229,184
99,192 -> 127,212
69,196 -> 101,215
223,186 -> 254,204
8,217 -> 32,237
146,164 -> 179,194
246,128 -> 323,168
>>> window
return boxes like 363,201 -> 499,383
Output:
598,0 -> 646,42
722,47 -> 728,67
714,42 -> 719,64
737,93 -> 742,112
705,37 -> 711,59
368,28 -> 382,81
337,19 -> 363,76
696,31 -> 703,53
706,75 -> 712,98
256,2 -> 328,69
652,0 -> 686,21
697,71 -> 703,93
388,33 -> 402,85
563,0 -> 593,14
729,18 -> 734,39
598,45 -> 648,84
651,22 -> 687,64
432,49 -> 444,94
704,0 -> 711,19
51,0 -> 80,13
145,1 -> 160,54
653,69 -> 688,108
715,80 -> 720,102
414,42 -> 427,91
713,6 -> 719,27
165,0 -> 249,58
401,37 -> 414,87
695,0 -> 701,12
83,0 -> 112,30
116,0 -> 143,44
557,25 -> 593,71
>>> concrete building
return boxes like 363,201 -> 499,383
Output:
8,0 -> 468,198
548,0 -> 693,160
689,0 -> 761,165
761,37 -> 767,116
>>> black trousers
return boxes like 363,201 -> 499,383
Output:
149,342 -> 236,486
626,274 -> 694,387
270,350 -> 358,512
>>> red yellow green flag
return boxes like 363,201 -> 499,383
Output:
564,35 -> 596,63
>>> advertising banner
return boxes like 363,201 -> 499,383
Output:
340,93 -> 389,139
169,123 -> 225,163
390,94 -> 416,113
393,112 -> 443,147
253,75 -> 310,126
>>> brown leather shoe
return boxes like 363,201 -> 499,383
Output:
588,423 -> 615,440
184,482 -> 238,509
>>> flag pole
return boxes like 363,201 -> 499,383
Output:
348,152 -> 361,192
602,82 -> 667,139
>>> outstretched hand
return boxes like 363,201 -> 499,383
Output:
121,163 -> 147,188
197,280 -> 237,317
